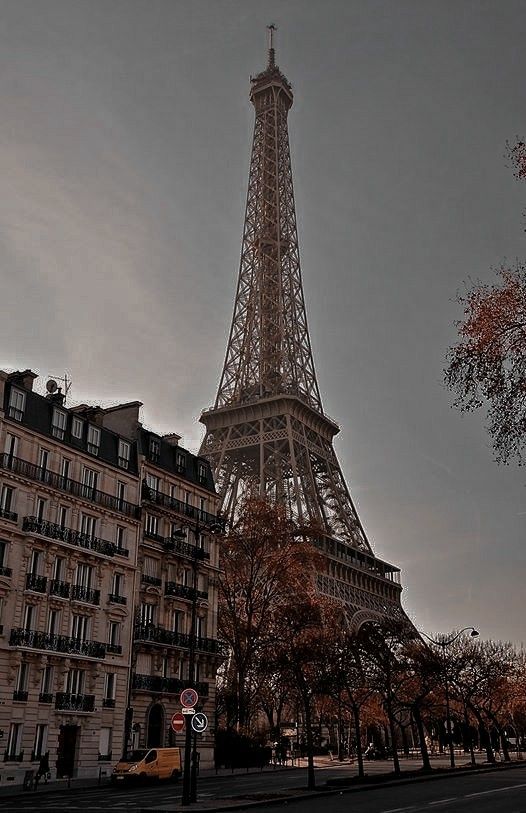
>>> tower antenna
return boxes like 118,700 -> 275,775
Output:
267,23 -> 276,67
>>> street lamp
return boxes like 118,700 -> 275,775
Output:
420,627 -> 479,769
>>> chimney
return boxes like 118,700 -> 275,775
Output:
163,433 -> 181,447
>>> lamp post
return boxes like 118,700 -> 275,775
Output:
420,627 -> 479,769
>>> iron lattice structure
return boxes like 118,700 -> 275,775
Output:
201,36 -> 405,627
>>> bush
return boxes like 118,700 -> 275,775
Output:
214,729 -> 272,769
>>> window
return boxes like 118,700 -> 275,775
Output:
183,569 -> 191,587
170,610 -> 182,633
143,556 -> 159,580
52,408 -> 67,440
116,481 -> 126,506
58,505 -> 69,529
170,484 -> 178,501
176,452 -> 186,473
36,497 -> 46,522
66,668 -> 85,695
30,549 -> 42,576
75,563 -> 93,589
199,496 -> 207,513
82,467 -> 98,494
149,437 -> 160,463
38,448 -> 49,472
136,652 -> 152,674
104,672 -> 116,701
117,439 -> 131,470
184,491 -> 191,506
145,750 -> 157,764
115,526 -> 126,552
60,458 -> 70,481
108,621 -> 120,648
16,662 -> 29,694
53,556 -> 65,582
99,727 -> 112,760
139,603 -> 155,626
71,416 -> 84,440
71,615 -> 89,642
4,432 -> 18,457
87,425 -> 101,455
145,513 -> 158,537
47,609 -> 60,635
8,389 -> 25,422
33,724 -> 48,759
161,656 -> 169,678
5,723 -> 23,760
146,473 -> 159,492
112,572 -> 123,596
198,463 -> 207,483
40,665 -> 53,696
1,485 -> 15,514
80,513 -> 97,538
23,604 -> 34,631
195,616 -> 203,638
0,539 -> 7,568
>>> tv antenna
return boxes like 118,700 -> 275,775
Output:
46,373 -> 72,402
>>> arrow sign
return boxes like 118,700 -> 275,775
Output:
180,688 -> 199,708
191,712 -> 208,734
171,712 -> 185,733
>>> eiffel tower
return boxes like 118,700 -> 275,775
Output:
200,29 -> 405,628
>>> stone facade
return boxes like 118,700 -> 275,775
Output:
0,369 -> 221,787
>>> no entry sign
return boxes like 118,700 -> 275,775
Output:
171,712 -> 185,733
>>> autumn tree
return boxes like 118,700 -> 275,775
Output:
217,497 -> 320,731
445,137 -> 526,464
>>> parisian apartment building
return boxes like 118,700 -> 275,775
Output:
0,368 -> 222,786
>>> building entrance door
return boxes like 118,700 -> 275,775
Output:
56,724 -> 79,778
147,704 -> 164,747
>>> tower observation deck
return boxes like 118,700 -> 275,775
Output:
200,31 -> 406,628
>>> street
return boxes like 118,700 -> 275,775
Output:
0,762 -> 523,812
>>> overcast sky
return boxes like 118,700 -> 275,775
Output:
1,0 -> 525,645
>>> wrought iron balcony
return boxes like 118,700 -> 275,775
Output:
108,593 -> 126,605
71,584 -> 100,605
0,507 -> 17,523
141,483 -> 221,533
141,574 -> 162,587
116,546 -> 129,558
23,516 -> 117,558
10,628 -> 106,659
3,751 -> 23,763
0,565 -> 12,578
144,528 -> 165,544
102,697 -> 116,708
165,582 -> 208,601
25,573 -> 47,593
133,624 -> 222,655
38,692 -> 53,704
106,643 -> 122,655
55,692 -> 95,712
13,690 -> 28,702
162,536 -> 210,561
131,674 -> 209,696
0,454 -> 140,518
49,579 -> 70,599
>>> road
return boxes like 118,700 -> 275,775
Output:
0,762 -> 524,811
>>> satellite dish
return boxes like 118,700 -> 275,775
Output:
46,379 -> 58,394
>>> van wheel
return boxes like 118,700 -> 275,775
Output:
139,772 -> 148,783
170,770 -> 181,782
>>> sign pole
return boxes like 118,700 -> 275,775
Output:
190,730 -> 198,803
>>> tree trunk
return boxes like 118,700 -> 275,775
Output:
385,687 -> 401,776
463,704 -> 476,768
412,704 -> 431,772
302,690 -> 316,790
469,704 -> 494,763
350,698 -> 365,778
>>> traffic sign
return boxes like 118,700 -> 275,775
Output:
182,707 -> 196,715
171,712 -> 185,733
191,712 -> 208,734
180,688 -> 199,708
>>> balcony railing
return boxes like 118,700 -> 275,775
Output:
49,579 -> 70,599
0,507 -> 17,523
102,697 -> 116,708
10,628 -> 106,659
141,574 -> 162,587
106,643 -> 122,655
0,454 -> 140,518
134,624 -> 222,655
132,673 -> 209,696
23,516 -> 117,558
71,584 -> 100,606
141,483 -> 221,531
0,565 -> 12,578
25,573 -> 47,593
161,537 -> 210,561
165,582 -> 208,601
38,692 -> 53,704
3,751 -> 23,763
55,693 -> 95,712
108,593 -> 126,605
13,690 -> 28,702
